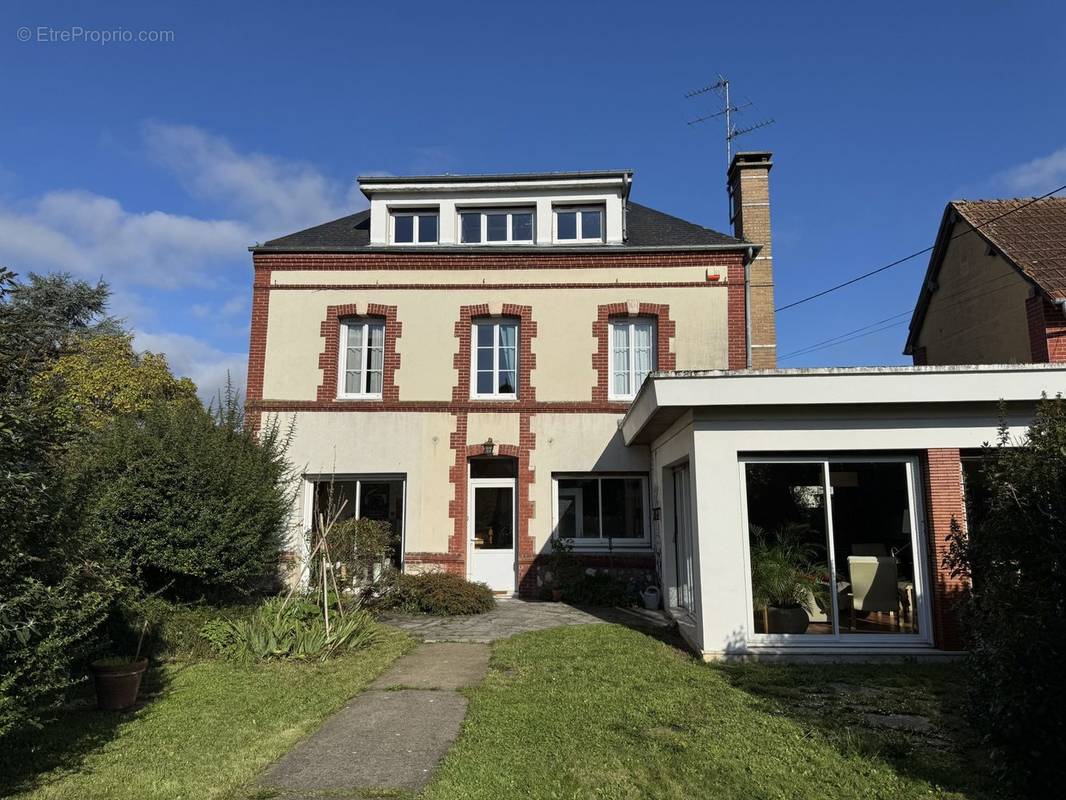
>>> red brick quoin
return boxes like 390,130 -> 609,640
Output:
591,303 -> 676,404
922,448 -> 968,650
316,304 -> 402,402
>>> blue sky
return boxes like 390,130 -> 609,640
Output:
2,1 -> 1065,398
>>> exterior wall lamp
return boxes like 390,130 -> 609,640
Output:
482,437 -> 495,457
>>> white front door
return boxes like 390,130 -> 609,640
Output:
468,477 -> 516,592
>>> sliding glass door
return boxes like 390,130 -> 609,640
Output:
741,456 -> 929,643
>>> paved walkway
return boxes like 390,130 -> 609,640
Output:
258,601 -> 673,797
379,597 -> 673,642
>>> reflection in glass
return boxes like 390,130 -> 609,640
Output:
557,210 -> 577,240
473,487 -> 513,550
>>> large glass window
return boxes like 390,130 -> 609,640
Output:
472,319 -> 518,398
743,458 -> 923,639
311,476 -> 404,569
609,318 -> 656,399
459,209 -> 535,244
339,318 -> 385,398
555,475 -> 649,547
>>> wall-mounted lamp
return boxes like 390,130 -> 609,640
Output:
482,437 -> 495,457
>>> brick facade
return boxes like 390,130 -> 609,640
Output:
922,448 -> 967,650
591,302 -> 676,404
1026,293 -> 1066,363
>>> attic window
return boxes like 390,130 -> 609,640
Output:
459,209 -> 535,244
554,205 -> 604,243
391,210 -> 438,244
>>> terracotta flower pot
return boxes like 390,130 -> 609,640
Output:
91,658 -> 148,710
766,606 -> 810,634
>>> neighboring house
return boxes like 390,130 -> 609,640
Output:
246,155 -> 1066,660
905,198 -> 1066,365
246,153 -> 776,597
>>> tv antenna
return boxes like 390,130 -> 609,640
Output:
685,74 -> 775,167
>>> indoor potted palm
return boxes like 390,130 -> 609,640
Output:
749,525 -> 824,634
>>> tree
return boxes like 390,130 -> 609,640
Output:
945,396 -> 1066,795
0,269 -> 124,739
70,384 -> 295,601
32,334 -> 198,431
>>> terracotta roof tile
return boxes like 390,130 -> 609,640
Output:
953,197 -> 1066,299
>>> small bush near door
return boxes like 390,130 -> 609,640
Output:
374,571 -> 495,615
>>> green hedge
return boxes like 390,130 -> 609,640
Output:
376,571 -> 495,616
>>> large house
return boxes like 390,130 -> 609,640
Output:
246,155 -> 1066,659
905,197 -> 1066,365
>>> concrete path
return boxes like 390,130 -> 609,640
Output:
379,597 -> 673,642
259,642 -> 490,797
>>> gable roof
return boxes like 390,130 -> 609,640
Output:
904,197 -> 1066,354
252,202 -> 746,252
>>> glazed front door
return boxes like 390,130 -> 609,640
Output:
468,478 -> 516,592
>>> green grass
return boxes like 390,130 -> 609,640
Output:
1,629 -> 414,800
423,625 -> 993,800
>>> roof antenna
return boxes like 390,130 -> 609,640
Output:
685,74 -> 775,169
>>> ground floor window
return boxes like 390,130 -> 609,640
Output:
309,476 -> 404,569
742,457 -> 926,639
553,474 -> 650,548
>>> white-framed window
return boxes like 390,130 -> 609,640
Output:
471,318 -> 519,399
553,474 -> 650,548
609,318 -> 656,399
554,205 -> 604,243
459,208 -> 535,244
391,209 -> 439,244
338,318 -> 385,398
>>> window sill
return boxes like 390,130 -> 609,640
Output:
470,395 -> 518,402
336,395 -> 384,401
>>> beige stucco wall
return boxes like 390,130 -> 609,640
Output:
915,220 -> 1033,364
261,285 -> 729,402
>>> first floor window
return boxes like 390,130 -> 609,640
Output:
339,318 -> 385,397
610,318 -> 655,399
392,210 -> 438,244
473,318 -> 518,398
555,474 -> 649,546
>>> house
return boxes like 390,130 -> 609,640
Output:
246,155 -> 1066,660
246,153 -> 777,597
905,198 -> 1066,365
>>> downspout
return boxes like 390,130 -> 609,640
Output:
621,172 -> 631,242
744,246 -> 754,369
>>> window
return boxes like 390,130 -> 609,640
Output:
338,318 -> 385,398
391,210 -> 438,244
555,474 -> 649,547
609,319 -> 655,399
741,457 -> 927,640
554,205 -> 604,243
472,319 -> 519,398
310,476 -> 404,569
459,208 -> 535,244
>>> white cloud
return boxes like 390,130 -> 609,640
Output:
142,122 -> 365,237
997,146 -> 1066,195
135,331 -> 248,404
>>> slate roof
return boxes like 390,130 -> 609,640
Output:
253,202 -> 745,252
904,196 -> 1066,354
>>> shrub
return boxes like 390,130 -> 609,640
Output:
944,396 -> 1066,795
560,573 -> 640,607
67,385 -> 295,601
376,571 -> 495,615
199,597 -> 379,662
313,517 -> 395,588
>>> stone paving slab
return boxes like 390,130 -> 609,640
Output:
259,687 -> 467,793
378,598 -> 673,642
372,642 -> 489,690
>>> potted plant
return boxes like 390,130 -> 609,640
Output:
91,618 -> 149,711
749,525 -> 825,634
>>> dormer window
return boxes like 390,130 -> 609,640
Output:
554,205 -> 604,243
459,209 -> 535,244
391,209 -> 438,244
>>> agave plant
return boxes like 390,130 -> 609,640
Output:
749,523 -> 826,611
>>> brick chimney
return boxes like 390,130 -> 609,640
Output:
727,151 -> 777,368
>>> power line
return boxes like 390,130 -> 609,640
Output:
775,184 -> 1066,313
779,270 -> 1031,360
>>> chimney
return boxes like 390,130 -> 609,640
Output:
727,151 -> 777,368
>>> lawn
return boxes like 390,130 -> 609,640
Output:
0,629 -> 414,800
423,625 -> 994,800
